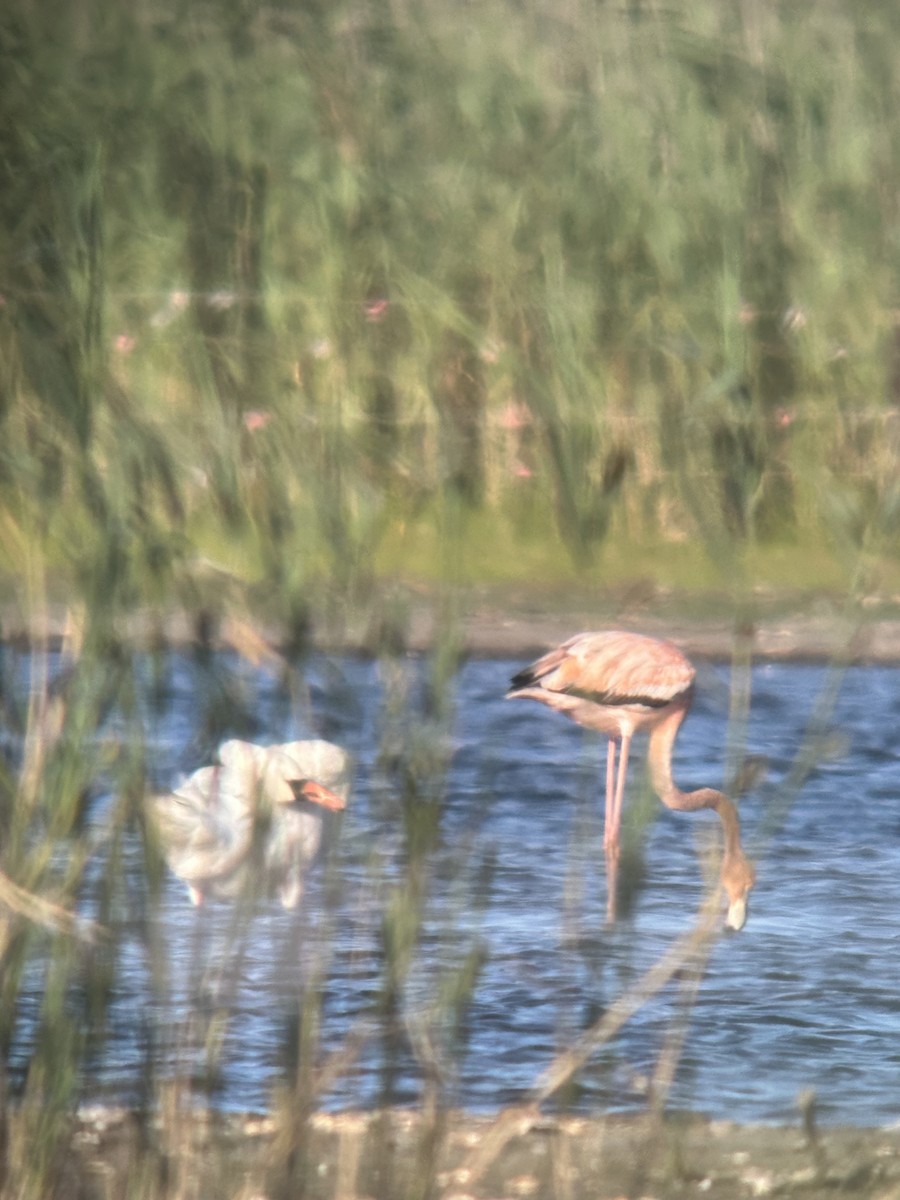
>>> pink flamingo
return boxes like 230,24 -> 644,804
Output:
507,631 -> 755,929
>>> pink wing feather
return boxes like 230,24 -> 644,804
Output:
510,631 -> 694,707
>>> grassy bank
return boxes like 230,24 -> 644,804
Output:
3,0 -> 900,630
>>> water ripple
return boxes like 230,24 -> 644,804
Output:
9,653 -> 900,1124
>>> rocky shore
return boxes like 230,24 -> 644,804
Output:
42,1104 -> 900,1199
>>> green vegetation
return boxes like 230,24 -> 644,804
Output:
0,0 -> 897,1194
3,0 -> 900,632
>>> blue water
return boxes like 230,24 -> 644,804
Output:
9,652 -> 900,1125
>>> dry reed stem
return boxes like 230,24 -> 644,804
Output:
221,615 -> 284,670
0,869 -> 102,958
445,899 -> 720,1194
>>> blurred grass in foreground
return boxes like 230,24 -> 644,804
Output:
0,0 -> 897,1195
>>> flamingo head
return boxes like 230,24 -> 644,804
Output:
722,852 -> 756,932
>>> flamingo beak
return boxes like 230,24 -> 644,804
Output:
725,895 -> 748,932
290,779 -> 346,812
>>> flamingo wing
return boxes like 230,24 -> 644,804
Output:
510,631 -> 694,709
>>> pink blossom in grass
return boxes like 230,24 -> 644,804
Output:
242,410 -> 273,432
114,333 -> 137,355
363,297 -> 390,322
499,401 -> 531,431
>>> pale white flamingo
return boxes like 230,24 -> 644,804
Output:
507,631 -> 755,930
149,739 -> 351,908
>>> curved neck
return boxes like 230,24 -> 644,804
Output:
648,705 -> 754,927
647,702 -> 693,805
648,706 -> 743,860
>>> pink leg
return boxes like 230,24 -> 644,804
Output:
608,733 -> 632,853
604,738 -> 625,925
604,739 -> 617,851
605,847 -> 619,925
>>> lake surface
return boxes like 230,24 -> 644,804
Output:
8,650 -> 900,1125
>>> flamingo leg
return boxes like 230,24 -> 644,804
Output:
604,736 -> 628,926
605,848 -> 619,925
608,732 -> 632,853
603,738 -> 617,851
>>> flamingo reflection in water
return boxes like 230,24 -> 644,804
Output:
149,739 -> 351,908
507,631 -> 755,929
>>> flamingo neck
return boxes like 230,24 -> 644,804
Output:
646,703 -> 693,806
647,703 -> 754,928
647,708 -> 745,861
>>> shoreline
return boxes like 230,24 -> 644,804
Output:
55,1104 -> 900,1199
4,587 -> 900,663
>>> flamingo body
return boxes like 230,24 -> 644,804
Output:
508,631 -> 754,930
149,739 -> 351,908
508,631 -> 694,740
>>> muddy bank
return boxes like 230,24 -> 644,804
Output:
5,584 -> 900,662
387,582 -> 900,663
26,1104 -> 900,1200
